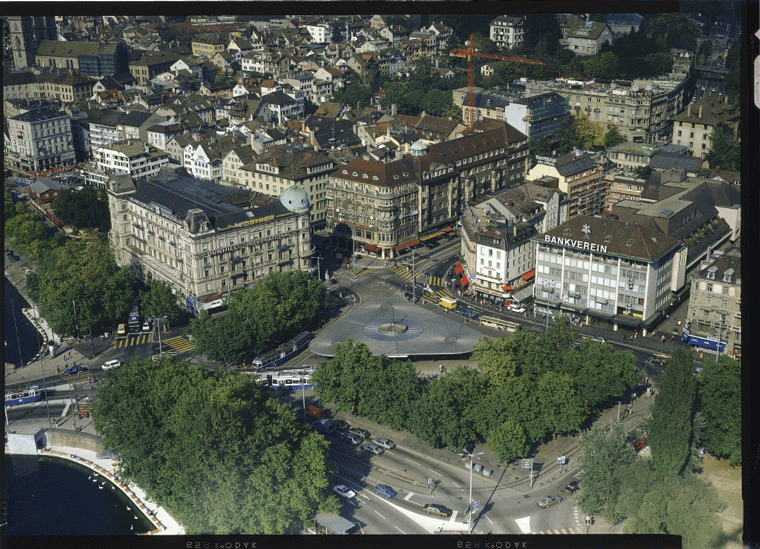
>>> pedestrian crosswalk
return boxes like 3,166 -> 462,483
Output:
531,528 -> 581,534
387,265 -> 447,288
112,333 -> 153,348
162,336 -> 195,354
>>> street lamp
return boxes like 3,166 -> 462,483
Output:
459,447 -> 484,534
542,283 -> 555,332
148,315 -> 167,356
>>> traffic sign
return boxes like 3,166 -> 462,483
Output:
471,500 -> 480,511
557,456 -> 566,465
521,458 -> 533,469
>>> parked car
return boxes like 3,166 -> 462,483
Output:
340,432 -> 363,445
371,438 -> 396,450
373,484 -> 396,498
537,495 -> 563,508
7,254 -> 19,262
63,365 -> 86,376
425,241 -> 439,249
142,321 -> 151,332
102,360 -> 121,370
311,419 -> 336,434
458,308 -> 477,319
333,485 -> 356,499
592,336 -> 606,343
332,419 -> 351,431
348,428 -> 370,439
361,443 -> 384,456
564,481 -> 579,494
508,304 -> 525,313
423,504 -> 450,517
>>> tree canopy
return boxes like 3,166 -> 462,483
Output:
53,187 -> 111,233
138,279 -> 188,329
706,124 -> 740,171
27,232 -> 137,336
92,356 -> 338,534
696,355 -> 741,465
186,271 -> 325,363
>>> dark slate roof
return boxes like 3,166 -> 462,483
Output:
91,109 -> 128,127
694,248 -> 740,283
132,171 -> 291,231
3,71 -> 38,86
118,110 -> 156,128
535,215 -> 679,263
552,152 -> 599,177
260,90 -> 297,106
649,152 -> 702,173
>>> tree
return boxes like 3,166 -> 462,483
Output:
487,419 -> 528,463
53,187 -> 111,232
650,13 -> 702,52
333,80 -> 373,109
582,51 -> 620,80
575,420 -> 637,522
706,124 -> 740,170
559,112 -> 604,152
92,357 -> 338,534
696,355 -> 741,464
616,460 -> 726,549
535,371 -> 586,437
472,336 -> 519,387
139,279 -> 187,329
646,347 -> 697,476
604,124 -> 627,149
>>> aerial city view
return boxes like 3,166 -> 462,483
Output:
3,6 -> 744,547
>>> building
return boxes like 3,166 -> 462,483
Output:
564,21 -> 614,56
34,40 -> 129,77
531,215 -> 683,330
605,141 -> 662,176
87,139 -> 170,188
7,16 -> 57,69
191,34 -> 228,58
604,174 -> 647,211
671,96 -> 740,159
5,107 -> 76,173
489,16 -> 525,49
306,24 -> 332,44
235,145 -> 335,231
526,151 -> 607,218
460,183 -> 568,304
528,75 -> 687,144
87,108 -> 128,150
326,122 -> 530,259
3,70 -> 97,104
503,91 -> 570,139
106,167 -> 313,315
129,52 -> 182,86
685,246 -> 741,357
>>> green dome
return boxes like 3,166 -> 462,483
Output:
280,185 -> 309,213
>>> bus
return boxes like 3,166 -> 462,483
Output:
479,316 -> 519,332
128,304 -> 141,332
5,386 -> 42,407
681,327 -> 726,353
252,331 -> 312,370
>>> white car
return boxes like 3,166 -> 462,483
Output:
509,305 -> 526,313
371,438 -> 396,450
332,484 -> 356,499
142,321 -> 151,332
361,443 -> 384,456
102,360 -> 121,370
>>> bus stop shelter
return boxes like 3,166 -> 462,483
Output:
314,512 -> 357,534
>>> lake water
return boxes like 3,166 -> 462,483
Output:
4,277 -> 41,367
3,454 -> 152,535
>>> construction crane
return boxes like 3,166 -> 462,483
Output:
450,34 -> 547,127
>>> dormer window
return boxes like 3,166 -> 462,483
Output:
723,268 -> 734,283
604,235 -> 612,242
707,267 -> 717,280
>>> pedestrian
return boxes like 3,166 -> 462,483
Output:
55,419 -> 58,428
56,365 -> 60,374
670,336 -> 674,343
78,371 -> 81,379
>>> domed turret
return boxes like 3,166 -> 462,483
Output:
410,140 -> 428,157
280,185 -> 310,214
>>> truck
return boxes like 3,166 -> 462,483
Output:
439,296 -> 457,310
128,304 -> 141,332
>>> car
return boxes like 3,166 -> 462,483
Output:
371,438 -> 396,450
142,321 -> 151,332
7,254 -> 19,262
373,484 -> 396,499
348,428 -> 370,439
425,241 -> 439,249
564,481 -> 579,494
361,443 -> 384,456
332,419 -> 351,431
63,365 -> 86,376
311,419 -> 336,434
592,336 -> 606,343
537,495 -> 563,508
458,308 -> 477,319
340,432 -> 363,445
102,360 -> 121,370
694,367 -> 704,375
333,485 -> 356,499
422,504 -> 450,517
508,305 -> 526,313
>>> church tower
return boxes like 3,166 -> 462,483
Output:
8,16 -> 56,69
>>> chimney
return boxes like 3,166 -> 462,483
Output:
687,104 -> 691,116
698,106 -> 703,118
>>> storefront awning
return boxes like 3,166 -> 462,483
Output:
501,285 -> 513,292
613,314 -> 643,328
460,275 -> 469,287
522,269 -> 535,280
364,244 -> 381,253
420,230 -> 444,242
394,239 -> 420,252
443,226 -> 454,232
454,262 -> 464,275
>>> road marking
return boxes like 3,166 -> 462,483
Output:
405,458 -> 420,466
484,514 -> 492,524
428,469 -> 441,476
451,481 -> 460,488
374,510 -> 386,520
404,492 -> 414,501
394,525 -> 405,534
515,516 -> 531,534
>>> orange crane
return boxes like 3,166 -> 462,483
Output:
450,34 -> 547,127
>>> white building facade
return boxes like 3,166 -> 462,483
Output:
5,107 -> 76,172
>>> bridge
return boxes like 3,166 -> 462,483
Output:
694,65 -> 729,80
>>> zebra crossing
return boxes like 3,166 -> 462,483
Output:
161,336 -> 195,354
112,333 -> 153,349
531,528 -> 581,534
387,265 -> 446,288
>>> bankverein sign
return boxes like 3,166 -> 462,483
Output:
544,234 -> 608,254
